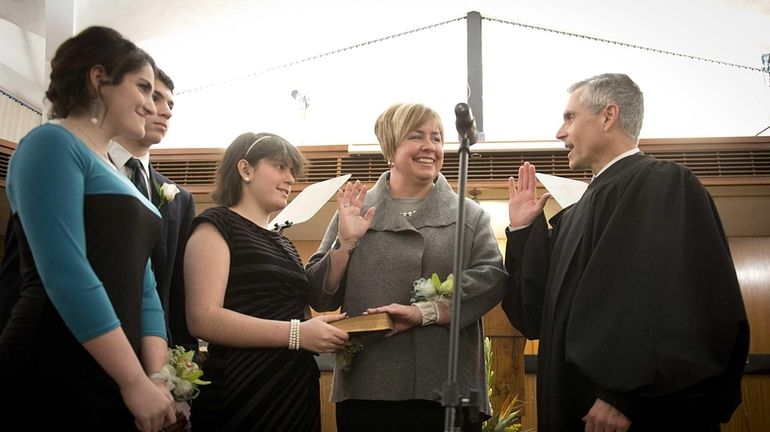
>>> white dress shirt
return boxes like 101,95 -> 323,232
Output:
108,141 -> 151,194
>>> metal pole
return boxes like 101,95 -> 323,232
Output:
466,11 -> 484,136
443,133 -> 472,432
441,11 -> 485,430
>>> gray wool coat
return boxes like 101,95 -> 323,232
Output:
306,172 -> 507,415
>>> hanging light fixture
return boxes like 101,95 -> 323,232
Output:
291,90 -> 310,110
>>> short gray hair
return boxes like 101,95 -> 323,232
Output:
569,73 -> 644,141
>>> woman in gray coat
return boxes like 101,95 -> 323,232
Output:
306,102 -> 507,431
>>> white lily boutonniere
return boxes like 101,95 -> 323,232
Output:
156,182 -> 180,209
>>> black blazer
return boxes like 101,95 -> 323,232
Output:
148,168 -> 197,349
0,216 -> 21,331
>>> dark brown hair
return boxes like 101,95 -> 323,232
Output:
212,132 -> 306,207
156,68 -> 174,92
45,26 -> 156,119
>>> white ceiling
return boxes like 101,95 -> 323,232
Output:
3,0 -> 770,147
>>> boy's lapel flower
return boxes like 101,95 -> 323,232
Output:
156,182 -> 180,209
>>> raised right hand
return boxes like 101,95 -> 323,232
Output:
121,376 -> 176,432
337,180 -> 375,247
299,314 -> 350,353
508,162 -> 551,228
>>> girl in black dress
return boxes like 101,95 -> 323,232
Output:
184,132 -> 349,431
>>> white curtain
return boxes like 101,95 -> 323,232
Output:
0,89 -> 41,143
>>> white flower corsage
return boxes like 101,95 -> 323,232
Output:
411,273 -> 458,326
151,345 -> 210,402
410,273 -> 455,303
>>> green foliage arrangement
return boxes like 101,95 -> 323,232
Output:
482,338 -> 524,432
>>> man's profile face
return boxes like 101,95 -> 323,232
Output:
142,80 -> 175,145
556,88 -> 606,172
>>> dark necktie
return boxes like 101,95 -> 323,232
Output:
125,157 -> 149,198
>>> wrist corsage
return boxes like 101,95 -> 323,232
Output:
152,345 -> 211,402
410,273 -> 456,303
411,273 -> 456,326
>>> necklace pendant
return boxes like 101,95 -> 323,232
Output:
401,210 -> 417,217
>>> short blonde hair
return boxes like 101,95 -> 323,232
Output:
374,103 -> 444,163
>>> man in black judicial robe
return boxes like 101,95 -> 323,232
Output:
502,73 -> 749,432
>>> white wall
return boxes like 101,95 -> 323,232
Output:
0,17 -> 45,109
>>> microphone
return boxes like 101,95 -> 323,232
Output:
454,102 -> 478,144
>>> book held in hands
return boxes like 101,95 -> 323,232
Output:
330,312 -> 394,333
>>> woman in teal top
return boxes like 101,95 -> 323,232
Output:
0,27 -> 176,431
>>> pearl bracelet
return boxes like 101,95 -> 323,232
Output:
289,319 -> 301,350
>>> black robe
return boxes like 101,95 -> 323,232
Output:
502,153 -> 749,431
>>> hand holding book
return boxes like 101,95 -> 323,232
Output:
329,312 -> 394,333
330,313 -> 394,372
363,305 -> 422,337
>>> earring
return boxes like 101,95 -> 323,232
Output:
89,99 -> 103,125
244,177 -> 250,183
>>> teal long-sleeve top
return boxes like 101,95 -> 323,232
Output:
6,123 -> 166,343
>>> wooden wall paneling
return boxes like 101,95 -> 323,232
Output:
484,304 -> 519,337
320,371 -> 336,432
523,374 -> 537,431
721,376 -> 770,432
488,336 -> 514,411
714,196 -> 770,239
722,237 -> 770,431
487,335 -> 530,428
728,237 -> 770,354
525,339 -> 539,355
484,305 -> 527,409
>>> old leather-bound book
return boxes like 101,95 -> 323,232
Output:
330,312 -> 394,333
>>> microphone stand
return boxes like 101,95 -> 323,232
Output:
441,104 -> 479,432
